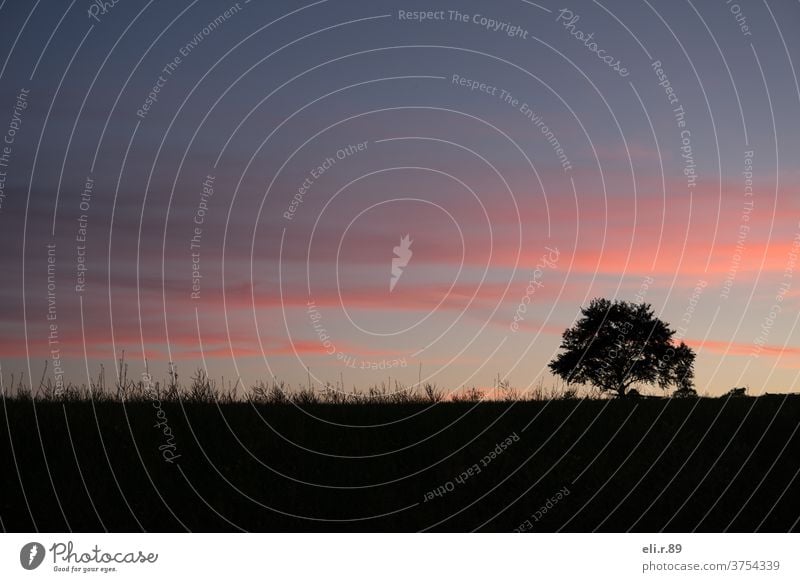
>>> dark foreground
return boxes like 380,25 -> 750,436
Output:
2,395 -> 799,532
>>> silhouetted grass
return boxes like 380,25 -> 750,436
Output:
1,362 -> 798,532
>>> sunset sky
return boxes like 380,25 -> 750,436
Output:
1,0 -> 799,396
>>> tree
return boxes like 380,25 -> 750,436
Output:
548,298 -> 695,397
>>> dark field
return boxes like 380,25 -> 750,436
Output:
2,395 -> 799,532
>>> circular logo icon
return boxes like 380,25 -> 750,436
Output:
19,542 -> 45,570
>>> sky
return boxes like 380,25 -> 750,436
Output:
1,0 -> 799,397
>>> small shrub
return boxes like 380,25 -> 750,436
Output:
293,386 -> 319,406
186,369 -> 215,402
561,387 -> 579,400
423,383 -> 442,403
452,386 -> 484,402
673,387 -> 698,398
724,386 -> 748,398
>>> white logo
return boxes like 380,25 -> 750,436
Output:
390,234 -> 413,292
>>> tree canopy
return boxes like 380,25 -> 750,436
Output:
548,298 -> 695,397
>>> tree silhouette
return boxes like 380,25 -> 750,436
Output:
548,298 -> 695,397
